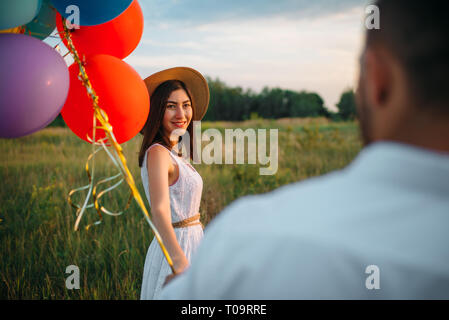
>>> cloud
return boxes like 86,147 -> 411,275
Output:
47,0 -> 370,112
126,4 -> 366,111
140,0 -> 367,26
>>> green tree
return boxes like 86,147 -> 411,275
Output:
205,77 -> 331,121
47,114 -> 66,127
336,89 -> 357,120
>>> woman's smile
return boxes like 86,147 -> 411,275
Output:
172,121 -> 187,128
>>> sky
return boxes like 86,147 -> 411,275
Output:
48,0 -> 371,112
123,0 -> 371,112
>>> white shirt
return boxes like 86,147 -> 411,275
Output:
159,141 -> 449,299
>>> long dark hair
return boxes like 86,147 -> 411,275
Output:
138,80 -> 195,167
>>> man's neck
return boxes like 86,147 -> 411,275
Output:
388,122 -> 449,154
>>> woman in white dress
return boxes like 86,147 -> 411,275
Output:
138,67 -> 209,300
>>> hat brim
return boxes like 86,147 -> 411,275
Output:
143,66 -> 209,123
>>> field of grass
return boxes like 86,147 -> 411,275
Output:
0,117 -> 362,299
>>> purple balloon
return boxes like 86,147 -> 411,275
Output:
0,33 -> 69,138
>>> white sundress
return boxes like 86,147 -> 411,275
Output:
140,143 -> 204,300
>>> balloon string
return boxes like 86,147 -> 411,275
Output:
0,26 -> 25,34
60,17 -> 176,274
25,30 -> 53,37
71,97 -> 99,231
68,138 -> 133,231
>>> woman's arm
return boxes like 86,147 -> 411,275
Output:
146,145 -> 189,273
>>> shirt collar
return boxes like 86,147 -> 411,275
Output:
345,141 -> 449,197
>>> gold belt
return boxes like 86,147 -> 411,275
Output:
172,213 -> 203,229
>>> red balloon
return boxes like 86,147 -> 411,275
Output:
56,0 -> 143,59
61,54 -> 149,144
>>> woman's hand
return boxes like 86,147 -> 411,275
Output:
163,256 -> 189,287
163,272 -> 181,287
173,255 -> 189,274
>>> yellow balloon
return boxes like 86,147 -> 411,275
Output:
0,26 -> 25,34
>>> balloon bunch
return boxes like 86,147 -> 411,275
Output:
0,1 -> 176,273
56,0 -> 149,143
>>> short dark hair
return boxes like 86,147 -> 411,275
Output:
366,0 -> 449,112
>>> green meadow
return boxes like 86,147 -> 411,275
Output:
0,118 -> 362,299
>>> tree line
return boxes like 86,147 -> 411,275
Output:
49,77 -> 357,127
203,77 -> 357,122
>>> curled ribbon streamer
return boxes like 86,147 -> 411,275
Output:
69,115 -> 102,231
67,147 -> 100,213
68,144 -> 132,231
60,17 -> 176,274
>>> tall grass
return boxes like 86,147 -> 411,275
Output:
0,118 -> 362,299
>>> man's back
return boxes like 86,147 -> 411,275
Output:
160,142 -> 449,299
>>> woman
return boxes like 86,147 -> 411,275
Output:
138,67 -> 209,299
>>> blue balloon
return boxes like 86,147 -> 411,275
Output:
0,0 -> 42,30
50,0 -> 133,26
24,0 -> 56,40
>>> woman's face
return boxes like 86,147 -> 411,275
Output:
162,88 -> 193,141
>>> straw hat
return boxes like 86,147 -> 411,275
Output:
143,66 -> 210,122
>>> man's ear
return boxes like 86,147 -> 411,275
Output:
364,47 -> 392,109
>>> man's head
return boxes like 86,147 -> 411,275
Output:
356,0 -> 449,148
